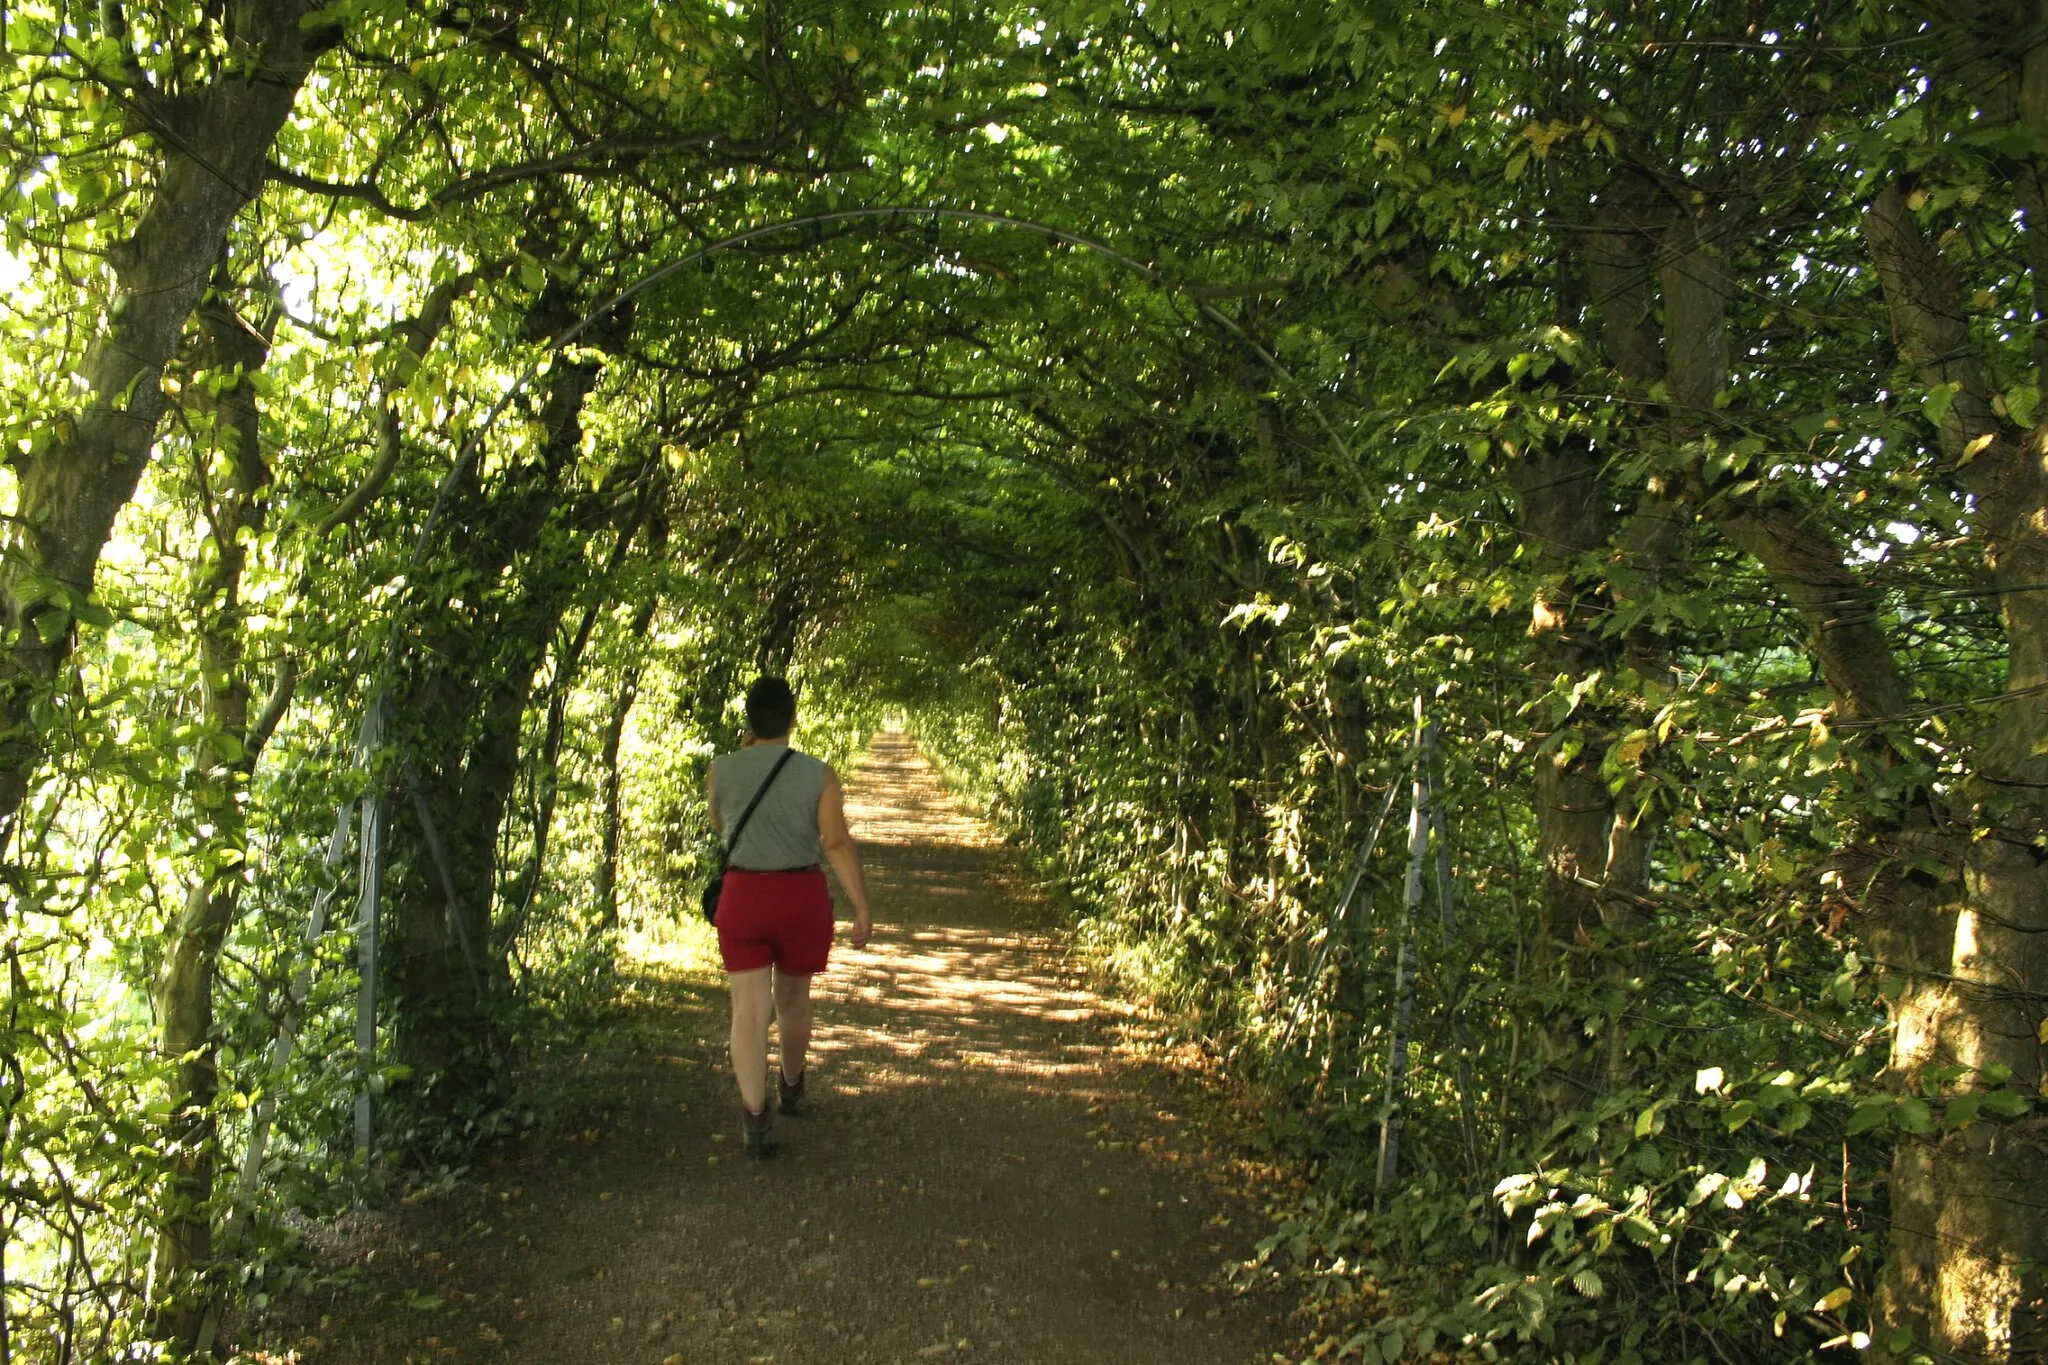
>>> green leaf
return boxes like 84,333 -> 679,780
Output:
1896,1096 -> 1935,1134
2006,382 -> 2040,427
33,608 -> 69,644
1790,411 -> 1833,441
1846,1096 -> 1892,1135
71,597 -> 115,630
1981,1090 -> 2033,1119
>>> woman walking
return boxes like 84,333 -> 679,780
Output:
705,676 -> 874,1155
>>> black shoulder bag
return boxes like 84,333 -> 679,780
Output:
702,748 -> 797,924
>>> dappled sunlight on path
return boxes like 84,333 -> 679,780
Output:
837,733 -> 999,852
279,732 -> 1286,1365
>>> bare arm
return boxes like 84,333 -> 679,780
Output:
818,767 -> 873,948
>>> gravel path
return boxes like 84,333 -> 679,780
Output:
260,733 -> 1287,1365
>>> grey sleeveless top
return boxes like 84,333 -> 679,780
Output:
711,744 -> 829,870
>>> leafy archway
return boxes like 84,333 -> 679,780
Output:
2,2 -> 2041,1362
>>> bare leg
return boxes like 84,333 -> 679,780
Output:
773,969 -> 813,1083
728,967 -> 773,1114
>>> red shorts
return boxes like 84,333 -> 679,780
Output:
715,867 -> 833,975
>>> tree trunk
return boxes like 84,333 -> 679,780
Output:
1511,442 -> 1643,1116
596,600 -> 658,930
385,328 -> 613,1120
0,2 -> 331,850
754,579 -> 807,677
594,678 -> 637,933
1861,178 -> 2048,1364
1596,152 -> 2048,1361
501,510 -> 659,940
151,274 -> 286,1350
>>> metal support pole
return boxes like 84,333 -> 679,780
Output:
193,799 -> 356,1359
353,697 -> 388,1162
1428,749 -> 1482,1182
1376,696 -> 1428,1205
1278,769 -> 1406,1053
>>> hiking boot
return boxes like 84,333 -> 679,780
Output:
741,1103 -> 777,1157
778,1069 -> 807,1118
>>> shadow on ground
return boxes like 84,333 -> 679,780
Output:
243,733 -> 1288,1365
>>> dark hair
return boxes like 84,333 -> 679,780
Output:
745,676 -> 797,739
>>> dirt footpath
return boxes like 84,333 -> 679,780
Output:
259,733 -> 1289,1365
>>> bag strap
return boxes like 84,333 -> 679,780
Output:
721,747 -> 797,862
